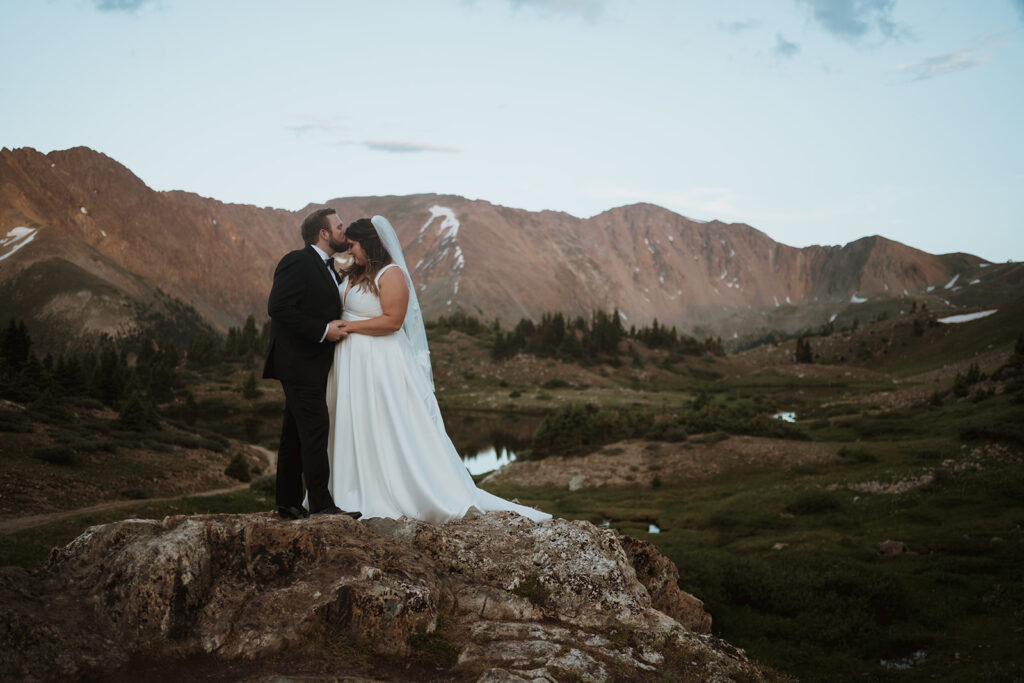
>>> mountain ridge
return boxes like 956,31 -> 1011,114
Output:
1,146 -> 1010,346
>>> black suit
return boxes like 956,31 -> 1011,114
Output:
263,245 -> 341,513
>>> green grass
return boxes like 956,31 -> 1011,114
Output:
483,438 -> 1024,682
0,489 -> 272,569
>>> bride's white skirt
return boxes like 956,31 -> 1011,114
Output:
326,331 -> 550,524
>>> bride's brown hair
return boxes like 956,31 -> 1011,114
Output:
344,218 -> 393,298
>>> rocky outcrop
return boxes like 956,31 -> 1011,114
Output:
0,512 -> 770,682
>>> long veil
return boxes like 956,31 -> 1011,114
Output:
371,215 -> 434,391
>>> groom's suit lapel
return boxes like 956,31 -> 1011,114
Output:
304,245 -> 337,293
304,245 -> 342,317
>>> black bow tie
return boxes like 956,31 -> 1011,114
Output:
325,258 -> 341,284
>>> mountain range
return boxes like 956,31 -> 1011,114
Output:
2,146 -> 1019,349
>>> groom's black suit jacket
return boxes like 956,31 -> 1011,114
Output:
262,245 -> 342,385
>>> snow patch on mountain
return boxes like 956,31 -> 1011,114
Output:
421,205 -> 459,240
937,310 -> 997,324
0,226 -> 38,262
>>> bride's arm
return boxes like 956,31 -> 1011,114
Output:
340,268 -> 409,336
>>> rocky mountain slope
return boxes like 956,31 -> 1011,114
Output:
0,512 -> 771,681
1,146 -> 1010,345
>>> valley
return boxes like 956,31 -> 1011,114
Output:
1,301 -> 1022,680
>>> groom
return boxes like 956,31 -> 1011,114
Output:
263,207 -> 361,520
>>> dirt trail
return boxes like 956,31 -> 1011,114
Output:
0,445 -> 277,536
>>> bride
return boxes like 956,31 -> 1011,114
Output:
325,216 -> 550,524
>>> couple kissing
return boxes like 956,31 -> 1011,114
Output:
262,208 -> 551,525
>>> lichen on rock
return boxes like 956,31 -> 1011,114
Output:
0,511 -> 769,681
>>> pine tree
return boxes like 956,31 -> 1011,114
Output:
242,372 -> 262,399
795,336 -> 813,364
118,391 -> 161,431
1,318 -> 32,373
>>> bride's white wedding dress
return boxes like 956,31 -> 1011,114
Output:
325,263 -> 551,524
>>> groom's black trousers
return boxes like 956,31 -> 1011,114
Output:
276,380 -> 335,513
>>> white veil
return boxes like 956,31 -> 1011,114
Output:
371,215 -> 434,391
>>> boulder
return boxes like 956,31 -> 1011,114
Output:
0,512 -> 768,681
878,540 -> 908,556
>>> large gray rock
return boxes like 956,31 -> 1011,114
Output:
0,512 -> 768,681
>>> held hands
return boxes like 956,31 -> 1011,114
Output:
325,320 -> 348,342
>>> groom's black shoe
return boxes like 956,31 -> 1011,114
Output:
277,505 -> 309,520
310,505 -> 362,519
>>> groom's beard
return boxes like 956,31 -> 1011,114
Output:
328,237 -> 348,255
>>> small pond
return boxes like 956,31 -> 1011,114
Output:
443,409 -> 543,476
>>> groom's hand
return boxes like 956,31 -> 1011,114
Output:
325,320 -> 347,342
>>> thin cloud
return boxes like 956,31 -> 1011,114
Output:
94,0 -> 155,11
356,140 -> 461,154
1014,0 -> 1024,21
286,116 -> 349,136
896,33 -> 1005,81
716,19 -> 759,34
775,33 -> 801,59
503,0 -> 606,21
795,0 -> 909,42
898,50 -> 988,81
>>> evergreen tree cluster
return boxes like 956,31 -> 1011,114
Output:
491,310 -> 626,362
223,315 -> 269,363
426,311 -> 490,336
490,309 -> 724,363
952,362 -> 984,397
1,314 -> 275,434
186,314 -> 269,369
0,319 -> 180,429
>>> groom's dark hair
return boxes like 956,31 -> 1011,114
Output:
300,208 -> 338,245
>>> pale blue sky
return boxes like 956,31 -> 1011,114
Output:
2,0 -> 1022,261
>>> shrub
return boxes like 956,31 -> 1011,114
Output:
243,415 -> 262,442
32,446 -> 78,465
250,474 -> 276,496
119,487 -> 151,499
785,490 -> 843,515
541,378 -> 570,389
225,451 -> 252,482
241,372 -> 262,399
0,409 -> 31,433
663,425 -> 688,442
531,403 -> 653,458
837,446 -> 879,463
117,392 -> 161,432
958,418 -> 1024,445
692,431 -> 730,445
913,447 -> 947,461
